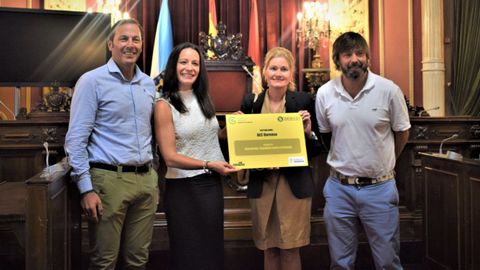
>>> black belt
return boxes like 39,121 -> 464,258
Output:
89,162 -> 150,173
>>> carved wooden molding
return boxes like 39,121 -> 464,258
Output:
471,125 -> 480,139
41,128 -> 58,143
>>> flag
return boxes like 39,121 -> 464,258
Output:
207,0 -> 217,58
150,0 -> 173,78
208,0 -> 217,36
248,0 -> 263,94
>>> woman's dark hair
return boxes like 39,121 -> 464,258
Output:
162,42 -> 215,119
332,31 -> 370,70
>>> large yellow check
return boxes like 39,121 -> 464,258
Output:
226,113 -> 308,169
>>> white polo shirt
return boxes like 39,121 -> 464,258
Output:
315,71 -> 411,178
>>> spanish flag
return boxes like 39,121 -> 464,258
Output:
207,0 -> 217,58
248,0 -> 263,94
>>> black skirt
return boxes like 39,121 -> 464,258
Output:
164,173 -> 224,270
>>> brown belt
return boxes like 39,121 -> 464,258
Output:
330,168 -> 395,186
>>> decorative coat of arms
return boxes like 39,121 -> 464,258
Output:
199,22 -> 245,61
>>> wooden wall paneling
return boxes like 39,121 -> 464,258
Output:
0,158 -> 76,270
69,184 -> 82,270
468,173 -> 480,269
310,153 -> 328,215
0,120 -> 69,182
205,59 -> 253,113
424,166 -> 461,269
76,118 -> 480,270
421,154 -> 480,270
0,182 -> 26,269
399,117 -> 480,213
25,160 -> 75,270
0,151 -> 44,182
395,143 -> 416,211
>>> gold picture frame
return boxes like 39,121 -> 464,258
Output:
44,0 -> 86,11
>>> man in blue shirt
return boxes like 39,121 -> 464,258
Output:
65,18 -> 158,269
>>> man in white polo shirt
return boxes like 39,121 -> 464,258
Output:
315,32 -> 410,269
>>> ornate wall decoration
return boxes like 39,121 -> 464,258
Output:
199,22 -> 245,61
35,86 -> 70,113
42,128 -> 58,143
471,125 -> 480,139
413,125 -> 429,140
328,0 -> 369,79
44,0 -> 85,11
329,0 -> 369,39
303,68 -> 330,95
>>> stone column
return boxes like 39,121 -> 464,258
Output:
422,0 -> 445,116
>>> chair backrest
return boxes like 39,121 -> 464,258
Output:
206,59 -> 254,113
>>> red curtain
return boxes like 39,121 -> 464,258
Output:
128,0 -> 309,90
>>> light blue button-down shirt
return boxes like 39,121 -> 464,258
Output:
65,58 -> 156,193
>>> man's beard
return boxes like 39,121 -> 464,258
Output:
341,61 -> 368,80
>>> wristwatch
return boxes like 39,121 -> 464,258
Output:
309,131 -> 318,141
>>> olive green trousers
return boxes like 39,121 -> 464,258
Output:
87,167 -> 158,270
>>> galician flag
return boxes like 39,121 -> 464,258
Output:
150,0 -> 173,78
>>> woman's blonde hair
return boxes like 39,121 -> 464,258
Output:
262,47 -> 296,91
